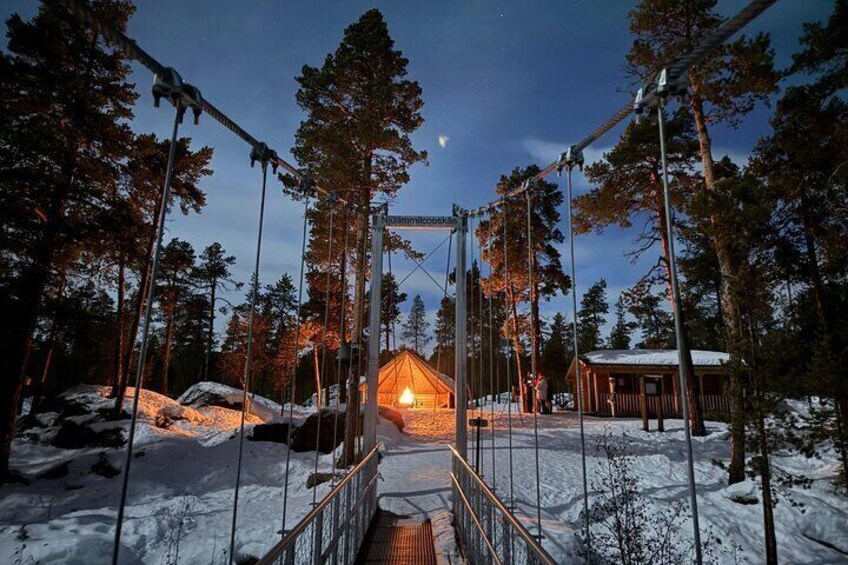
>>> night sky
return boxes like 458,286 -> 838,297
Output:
1,1 -> 833,347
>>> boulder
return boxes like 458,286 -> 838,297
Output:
306,472 -> 337,489
378,405 -> 404,432
51,420 -> 125,449
248,422 -> 292,444
289,409 -> 348,453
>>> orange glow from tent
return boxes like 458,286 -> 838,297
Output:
399,387 -> 414,406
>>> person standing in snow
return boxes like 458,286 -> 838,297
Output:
535,374 -> 550,414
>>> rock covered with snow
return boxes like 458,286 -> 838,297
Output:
177,381 -> 282,422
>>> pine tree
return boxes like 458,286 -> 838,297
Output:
431,296 -> 456,375
0,0 -> 138,477
289,9 -> 427,461
578,279 -> 609,353
623,282 -> 674,349
111,133 -> 211,415
477,166 -> 571,411
627,0 -> 780,484
402,295 -> 430,355
541,312 -> 572,379
155,239 -> 196,396
380,273 -> 407,354
607,296 -> 635,350
194,242 -> 240,381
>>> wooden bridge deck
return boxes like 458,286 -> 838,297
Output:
356,510 -> 437,564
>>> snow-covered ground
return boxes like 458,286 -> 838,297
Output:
2,387 -> 846,564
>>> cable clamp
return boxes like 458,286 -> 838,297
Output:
152,67 -> 203,124
298,171 -> 316,196
633,85 -> 658,125
656,68 -> 688,101
556,146 -> 584,175
249,142 -> 279,173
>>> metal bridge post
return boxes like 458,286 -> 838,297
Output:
454,209 -> 468,458
363,211 -> 385,453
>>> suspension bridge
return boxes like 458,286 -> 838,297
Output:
54,0 -> 779,563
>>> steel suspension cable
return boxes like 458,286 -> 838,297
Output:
330,209 -> 351,487
564,166 -> 591,561
229,159 -> 271,563
502,194 -> 515,510
477,216 -> 486,478
485,212 -> 497,490
387,245 -> 402,404
312,201 -> 336,505
112,102 -> 183,565
468,217 -> 478,469
526,190 -> 544,539
435,232 -> 453,375
281,196 -> 311,536
657,100 -> 703,565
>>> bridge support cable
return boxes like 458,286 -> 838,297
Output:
330,209 -> 351,488
111,99 -> 186,565
434,232 -> 453,376
468,217 -> 478,471
313,199 -> 337,505
525,190 -> 544,541
558,148 -> 592,562
453,212 -> 469,459
484,210 -> 497,493
501,193 -> 516,511
476,217 -> 486,480
387,245 -> 403,409
229,145 -> 276,563
281,196 -> 312,537
656,96 -> 704,565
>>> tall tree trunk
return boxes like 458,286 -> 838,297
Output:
31,271 -> 69,414
797,185 -> 848,484
690,91 -> 746,483
507,283 -> 526,411
162,303 -> 175,396
1,170 -> 69,478
530,283 -> 542,374
205,278 -> 217,381
313,346 -> 322,411
112,207 -> 159,414
109,258 -> 126,391
655,198 -> 706,436
344,184 -> 370,465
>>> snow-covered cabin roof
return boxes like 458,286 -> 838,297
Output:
581,349 -> 730,367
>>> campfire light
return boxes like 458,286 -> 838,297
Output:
399,387 -> 414,406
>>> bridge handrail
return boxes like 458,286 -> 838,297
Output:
257,443 -> 381,565
449,444 -> 557,565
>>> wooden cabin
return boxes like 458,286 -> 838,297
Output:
565,349 -> 733,418
361,350 -> 455,409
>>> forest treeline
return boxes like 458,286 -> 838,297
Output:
1,5 -> 846,545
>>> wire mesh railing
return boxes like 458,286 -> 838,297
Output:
257,444 -> 380,565
449,445 -> 556,565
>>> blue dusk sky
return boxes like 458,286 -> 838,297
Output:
1,1 -> 834,348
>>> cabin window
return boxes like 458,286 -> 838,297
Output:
610,373 -> 635,393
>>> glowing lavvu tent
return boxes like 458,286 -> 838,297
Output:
362,350 -> 454,409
